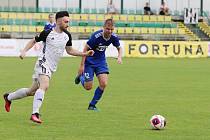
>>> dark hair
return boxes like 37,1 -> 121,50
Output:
104,18 -> 114,26
55,11 -> 69,20
48,13 -> 54,18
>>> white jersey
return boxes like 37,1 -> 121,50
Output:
35,29 -> 72,72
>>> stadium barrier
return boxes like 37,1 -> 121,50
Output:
0,39 -> 210,58
0,39 -> 123,57
124,41 -> 209,58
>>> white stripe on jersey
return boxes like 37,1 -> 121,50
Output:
38,30 -> 69,72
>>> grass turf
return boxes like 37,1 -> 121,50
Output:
0,57 -> 210,140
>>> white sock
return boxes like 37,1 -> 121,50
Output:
7,88 -> 29,101
32,89 -> 45,114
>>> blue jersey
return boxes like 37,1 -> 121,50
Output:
44,22 -> 56,31
86,30 -> 120,65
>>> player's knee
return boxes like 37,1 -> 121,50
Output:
84,85 -> 92,90
25,88 -> 34,96
27,91 -> 35,96
99,81 -> 108,89
84,82 -> 93,90
42,87 -> 49,92
26,88 -> 36,96
85,86 -> 92,90
39,84 -> 49,91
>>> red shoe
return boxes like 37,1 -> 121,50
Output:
3,93 -> 11,112
30,113 -> 42,124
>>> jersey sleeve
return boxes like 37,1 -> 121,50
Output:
64,30 -> 72,46
112,35 -> 120,48
44,24 -> 48,30
35,30 -> 51,42
87,34 -> 96,49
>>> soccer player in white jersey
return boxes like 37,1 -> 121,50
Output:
3,11 -> 94,124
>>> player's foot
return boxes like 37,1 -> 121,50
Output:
88,104 -> 99,111
30,113 -> 42,124
3,93 -> 11,112
74,75 -> 81,84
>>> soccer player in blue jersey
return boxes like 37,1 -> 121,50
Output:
75,18 -> 122,111
44,13 -> 56,31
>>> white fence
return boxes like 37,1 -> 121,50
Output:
0,39 -> 210,58
0,39 -> 124,58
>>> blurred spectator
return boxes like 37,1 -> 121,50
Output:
44,13 -> 56,31
159,1 -> 169,15
107,0 -> 118,14
144,2 -> 153,15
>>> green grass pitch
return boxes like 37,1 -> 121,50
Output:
0,57 -> 210,140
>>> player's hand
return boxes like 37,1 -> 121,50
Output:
19,50 -> 26,60
78,65 -> 84,75
117,57 -> 122,64
86,50 -> 94,56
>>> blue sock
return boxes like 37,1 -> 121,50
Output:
90,87 -> 104,106
80,74 -> 85,87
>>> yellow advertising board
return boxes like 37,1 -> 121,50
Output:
124,41 -> 209,58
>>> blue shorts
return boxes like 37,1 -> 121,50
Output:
84,63 -> 109,82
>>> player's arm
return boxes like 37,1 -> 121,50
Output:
64,30 -> 94,57
78,44 -> 90,75
65,46 -> 94,56
20,30 -> 50,59
113,35 -> 122,64
19,38 -> 36,59
116,46 -> 122,64
44,23 -> 48,30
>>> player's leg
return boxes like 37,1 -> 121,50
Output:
83,65 -> 95,90
88,73 -> 108,110
30,61 -> 52,123
3,81 -> 39,112
27,80 -> 40,96
75,65 -> 94,90
31,74 -> 50,123
88,63 -> 109,111
75,74 -> 86,87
